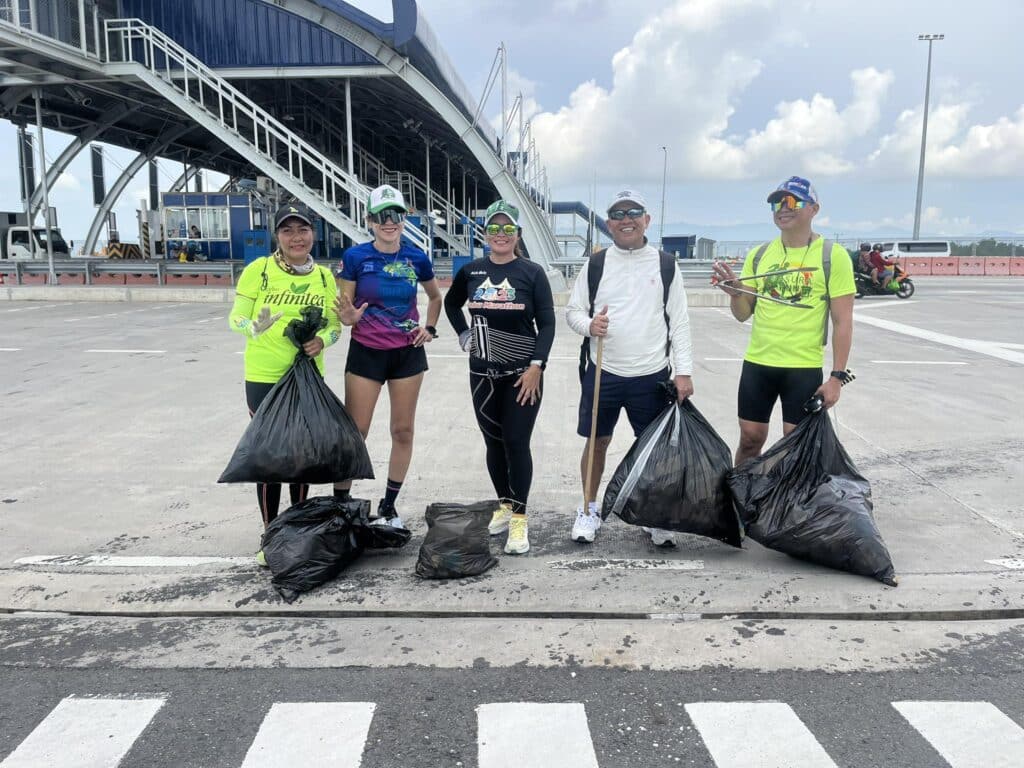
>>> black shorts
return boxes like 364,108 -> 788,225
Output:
345,338 -> 428,383
738,360 -> 822,425
577,367 -> 671,438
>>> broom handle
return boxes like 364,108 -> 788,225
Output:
583,335 -> 604,514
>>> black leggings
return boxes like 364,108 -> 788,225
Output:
245,381 -> 309,527
470,373 -> 542,516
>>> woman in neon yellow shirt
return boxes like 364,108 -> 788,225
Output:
228,204 -> 341,564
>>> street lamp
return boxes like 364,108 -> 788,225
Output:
913,33 -> 943,240
659,146 -> 668,247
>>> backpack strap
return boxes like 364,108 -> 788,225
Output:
820,239 -> 833,346
657,250 -> 676,358
751,242 -> 771,275
579,249 -> 608,381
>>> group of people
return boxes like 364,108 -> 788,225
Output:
229,174 -> 855,563
855,242 -> 896,286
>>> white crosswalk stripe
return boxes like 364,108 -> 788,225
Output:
685,702 -> 839,767
239,702 -> 376,768
0,696 -> 165,768
477,702 -> 600,768
893,701 -> 1024,768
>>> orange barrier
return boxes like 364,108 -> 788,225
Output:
92,273 -> 126,285
984,258 -> 1010,275
167,273 -> 206,285
957,258 -> 985,275
54,273 -> 85,285
19,274 -> 47,284
124,273 -> 159,285
1010,258 -> 1024,276
904,258 -> 932,275
931,258 -> 959,275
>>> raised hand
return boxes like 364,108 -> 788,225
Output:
335,291 -> 368,326
250,306 -> 283,337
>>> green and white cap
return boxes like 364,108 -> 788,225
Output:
484,200 -> 520,227
366,184 -> 408,214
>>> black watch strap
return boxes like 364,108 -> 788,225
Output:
425,325 -> 438,338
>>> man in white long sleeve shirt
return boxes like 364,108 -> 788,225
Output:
566,190 -> 694,546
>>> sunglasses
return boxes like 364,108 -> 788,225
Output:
770,195 -> 808,212
370,209 -> 407,225
486,223 -> 518,236
607,207 -> 645,220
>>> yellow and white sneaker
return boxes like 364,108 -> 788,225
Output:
488,502 -> 514,535
504,514 -> 530,555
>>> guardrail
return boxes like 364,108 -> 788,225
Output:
0,258 -> 732,286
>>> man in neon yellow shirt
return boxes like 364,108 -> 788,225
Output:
711,177 -> 854,465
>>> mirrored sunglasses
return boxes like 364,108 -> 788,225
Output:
370,209 -> 407,225
486,223 -> 518,236
770,195 -> 808,212
607,207 -> 645,221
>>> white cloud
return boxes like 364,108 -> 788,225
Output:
54,171 -> 81,191
836,206 -> 976,237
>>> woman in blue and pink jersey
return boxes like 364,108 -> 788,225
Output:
332,184 -> 442,527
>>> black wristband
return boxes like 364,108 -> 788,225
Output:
830,369 -> 852,385
425,325 -> 438,338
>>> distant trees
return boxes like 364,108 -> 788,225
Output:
951,239 -> 1020,256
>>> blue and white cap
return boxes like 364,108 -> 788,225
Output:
767,176 -> 818,204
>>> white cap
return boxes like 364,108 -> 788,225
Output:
607,189 -> 648,213
367,184 -> 408,214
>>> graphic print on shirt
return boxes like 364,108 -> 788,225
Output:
469,315 -> 535,365
472,277 -> 517,304
760,259 -> 817,302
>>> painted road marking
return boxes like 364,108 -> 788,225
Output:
478,703 -> 599,768
986,558 -> 1024,570
894,701 -> 1024,768
3,304 -> 59,313
0,348 -> 21,352
869,360 -> 968,365
686,702 -> 839,767
0,696 -> 165,768
705,357 -> 743,361
239,702 -> 376,768
547,558 -> 705,571
84,349 -> 165,354
854,313 -> 1024,365
15,555 -> 253,568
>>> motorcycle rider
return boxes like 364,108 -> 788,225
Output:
856,243 -> 873,275
868,243 -> 895,287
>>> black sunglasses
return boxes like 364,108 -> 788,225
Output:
608,207 -> 645,220
370,209 -> 407,225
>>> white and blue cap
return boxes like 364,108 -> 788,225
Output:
606,189 -> 648,213
767,176 -> 818,204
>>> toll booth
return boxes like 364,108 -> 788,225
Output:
161,192 -> 270,261
662,234 -> 697,259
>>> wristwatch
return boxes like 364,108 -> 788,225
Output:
425,325 -> 438,338
530,359 -> 545,370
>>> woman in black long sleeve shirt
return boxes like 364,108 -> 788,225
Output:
443,200 -> 556,555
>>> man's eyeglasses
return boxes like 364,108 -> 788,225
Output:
770,195 -> 808,212
486,223 -> 518,236
370,209 -> 407,225
608,207 -> 645,221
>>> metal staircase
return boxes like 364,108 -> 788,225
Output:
103,18 -> 430,251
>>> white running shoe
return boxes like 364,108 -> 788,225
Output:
571,508 -> 602,543
642,526 -> 677,548
504,514 -> 530,555
488,502 -> 514,536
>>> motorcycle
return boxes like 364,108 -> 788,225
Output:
855,261 -> 914,299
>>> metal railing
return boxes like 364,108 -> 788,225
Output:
103,18 -> 430,252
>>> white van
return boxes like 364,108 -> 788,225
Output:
881,240 -> 951,259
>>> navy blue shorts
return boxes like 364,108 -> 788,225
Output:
576,366 -> 671,438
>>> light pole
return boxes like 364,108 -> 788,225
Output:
913,33 -> 943,240
659,146 -> 668,247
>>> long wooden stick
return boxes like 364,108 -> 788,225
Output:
583,336 -> 605,515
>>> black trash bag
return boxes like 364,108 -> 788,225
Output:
283,305 -> 327,350
726,409 -> 897,586
415,501 -> 499,579
601,397 -> 743,547
261,496 -> 368,603
219,307 -> 373,484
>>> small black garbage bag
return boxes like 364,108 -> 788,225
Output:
415,501 -> 498,579
261,496 -> 367,602
726,409 -> 897,586
601,396 -> 742,547
219,307 -> 373,485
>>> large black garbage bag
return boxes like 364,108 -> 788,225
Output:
415,501 -> 498,579
261,497 -> 367,602
726,410 -> 897,586
601,398 -> 742,547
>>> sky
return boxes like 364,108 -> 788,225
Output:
2,0 -> 1022,246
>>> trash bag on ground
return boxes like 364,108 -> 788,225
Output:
726,409 -> 897,586
415,501 -> 498,579
219,307 -> 373,485
601,395 -> 743,547
261,496 -> 411,602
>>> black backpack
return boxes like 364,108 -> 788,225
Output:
578,248 -> 677,380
